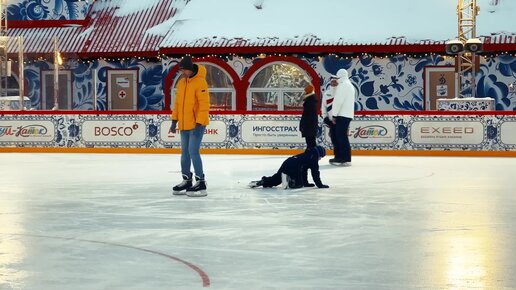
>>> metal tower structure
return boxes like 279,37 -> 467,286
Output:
457,0 -> 480,98
0,0 -> 8,98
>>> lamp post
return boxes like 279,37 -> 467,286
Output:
52,36 -> 63,110
18,36 -> 24,109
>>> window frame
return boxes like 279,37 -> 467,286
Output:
170,62 -> 236,111
246,61 -> 310,112
41,69 -> 73,110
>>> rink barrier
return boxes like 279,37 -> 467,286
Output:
1,111 -> 516,157
1,147 -> 515,157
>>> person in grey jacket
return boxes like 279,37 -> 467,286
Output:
329,69 -> 356,166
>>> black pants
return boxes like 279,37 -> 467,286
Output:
261,161 -> 306,188
334,116 -> 352,162
327,123 -> 337,157
305,136 -> 316,148
261,172 -> 282,188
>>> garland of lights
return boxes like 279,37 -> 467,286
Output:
7,51 -> 516,65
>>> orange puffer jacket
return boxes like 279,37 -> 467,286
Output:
171,65 -> 210,130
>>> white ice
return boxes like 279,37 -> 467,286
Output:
1,153 -> 516,289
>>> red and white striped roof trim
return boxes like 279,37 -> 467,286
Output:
81,0 -> 182,57
161,33 -> 516,51
6,26 -> 87,55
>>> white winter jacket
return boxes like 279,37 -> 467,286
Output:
321,87 -> 335,120
331,69 -> 356,119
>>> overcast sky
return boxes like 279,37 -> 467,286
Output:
134,0 -> 515,43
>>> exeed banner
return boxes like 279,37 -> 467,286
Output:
410,121 -> 484,145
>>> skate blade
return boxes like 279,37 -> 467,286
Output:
186,190 -> 207,197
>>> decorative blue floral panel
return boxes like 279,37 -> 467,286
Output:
8,0 -> 91,20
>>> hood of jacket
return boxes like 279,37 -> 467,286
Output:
189,64 -> 207,81
336,69 -> 349,83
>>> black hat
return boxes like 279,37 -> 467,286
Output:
179,56 -> 194,70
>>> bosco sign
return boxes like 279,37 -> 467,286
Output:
82,120 -> 146,144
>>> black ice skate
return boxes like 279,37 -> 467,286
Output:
186,176 -> 207,197
172,173 -> 192,195
330,158 -> 352,167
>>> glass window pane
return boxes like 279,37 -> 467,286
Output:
284,91 -> 304,111
44,74 -> 54,110
205,64 -> 232,88
210,92 -> 232,111
251,91 -> 278,111
251,63 -> 310,88
6,76 -> 19,96
171,63 -> 235,111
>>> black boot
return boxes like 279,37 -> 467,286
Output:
186,175 -> 207,197
172,173 -> 192,195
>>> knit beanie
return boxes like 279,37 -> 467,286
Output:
179,56 -> 194,70
315,145 -> 326,158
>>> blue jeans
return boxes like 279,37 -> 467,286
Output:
180,125 -> 205,178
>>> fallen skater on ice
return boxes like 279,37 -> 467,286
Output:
248,146 -> 330,189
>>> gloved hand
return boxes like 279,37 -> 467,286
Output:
170,120 -> 177,133
323,117 -> 332,127
317,184 -> 329,189
304,183 -> 315,187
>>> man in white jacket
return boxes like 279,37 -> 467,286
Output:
330,68 -> 356,166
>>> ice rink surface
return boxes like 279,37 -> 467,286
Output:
1,153 -> 516,290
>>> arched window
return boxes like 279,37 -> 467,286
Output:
247,62 -> 310,111
171,63 -> 235,111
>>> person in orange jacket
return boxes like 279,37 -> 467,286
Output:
170,56 -> 210,197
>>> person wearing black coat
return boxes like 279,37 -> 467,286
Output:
248,146 -> 329,189
299,84 -> 319,148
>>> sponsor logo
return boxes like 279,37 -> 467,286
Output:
420,127 -> 474,134
167,128 -> 219,136
252,126 -> 298,132
94,123 -> 139,137
350,125 -> 388,139
0,125 -> 50,138
411,121 -> 483,145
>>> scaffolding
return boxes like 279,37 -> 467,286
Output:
457,0 -> 480,98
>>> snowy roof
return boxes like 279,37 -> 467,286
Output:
79,0 -> 186,57
5,0 -> 516,56
159,0 -> 516,53
6,0 -> 188,56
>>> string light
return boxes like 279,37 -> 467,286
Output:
8,52 -> 516,66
